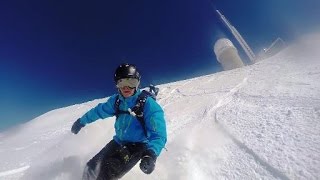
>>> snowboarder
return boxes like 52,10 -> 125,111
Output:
71,63 -> 167,180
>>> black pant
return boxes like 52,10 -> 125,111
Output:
82,140 -> 147,180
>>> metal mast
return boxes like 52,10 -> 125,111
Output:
216,10 -> 256,64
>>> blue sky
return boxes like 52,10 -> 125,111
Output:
0,0 -> 319,131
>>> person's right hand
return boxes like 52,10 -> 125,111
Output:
71,118 -> 85,134
140,149 -> 157,174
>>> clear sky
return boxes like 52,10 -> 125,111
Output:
0,0 -> 319,131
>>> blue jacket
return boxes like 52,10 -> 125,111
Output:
79,90 -> 167,156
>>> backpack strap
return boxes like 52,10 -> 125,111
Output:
114,91 -> 153,137
129,90 -> 154,137
114,95 -> 130,119
149,84 -> 159,97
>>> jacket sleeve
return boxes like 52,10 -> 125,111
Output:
79,94 -> 117,125
143,98 -> 167,156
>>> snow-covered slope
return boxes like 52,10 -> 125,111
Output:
0,33 -> 320,180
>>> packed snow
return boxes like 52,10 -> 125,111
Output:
0,33 -> 320,180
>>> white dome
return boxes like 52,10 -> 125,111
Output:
214,38 -> 237,57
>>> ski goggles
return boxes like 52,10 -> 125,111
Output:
116,78 -> 140,89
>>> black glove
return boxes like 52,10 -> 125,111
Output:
140,149 -> 157,174
71,118 -> 85,134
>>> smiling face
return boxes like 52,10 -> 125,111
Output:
119,86 -> 135,98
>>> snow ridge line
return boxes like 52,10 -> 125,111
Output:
209,77 -> 290,180
203,77 -> 248,118
214,118 -> 290,180
0,165 -> 30,177
158,80 -> 193,105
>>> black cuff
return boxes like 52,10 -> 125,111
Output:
143,149 -> 157,160
76,118 -> 85,127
